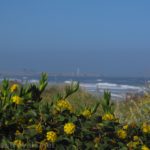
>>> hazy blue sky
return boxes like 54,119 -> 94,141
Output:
0,0 -> 150,76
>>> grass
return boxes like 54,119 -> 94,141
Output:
115,95 -> 150,123
42,84 -> 150,124
1,82 -> 149,123
43,84 -> 99,107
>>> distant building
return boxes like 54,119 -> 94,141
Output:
76,68 -> 80,76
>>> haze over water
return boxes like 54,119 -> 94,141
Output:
0,1 -> 150,77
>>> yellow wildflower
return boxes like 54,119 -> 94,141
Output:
57,99 -> 73,112
82,109 -> 92,118
133,135 -> 139,141
12,96 -> 22,105
46,131 -> 57,143
127,141 -> 139,149
13,140 -> 23,148
10,84 -> 18,92
117,129 -> 127,139
15,130 -> 21,136
141,145 -> 150,150
64,122 -> 76,135
102,113 -> 115,121
141,122 -> 150,133
123,124 -> 128,130
35,124 -> 42,133
127,142 -> 132,148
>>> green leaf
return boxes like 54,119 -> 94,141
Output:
91,102 -> 100,114
64,82 -> 79,99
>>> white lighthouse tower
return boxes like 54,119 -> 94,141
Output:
76,67 -> 80,76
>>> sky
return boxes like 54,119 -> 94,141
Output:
0,0 -> 150,77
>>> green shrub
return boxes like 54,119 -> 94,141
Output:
0,73 -> 149,149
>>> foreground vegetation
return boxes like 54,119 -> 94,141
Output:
43,84 -> 150,124
0,73 -> 149,149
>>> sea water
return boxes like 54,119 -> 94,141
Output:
0,75 -> 150,100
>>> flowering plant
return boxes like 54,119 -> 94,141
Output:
0,73 -> 149,149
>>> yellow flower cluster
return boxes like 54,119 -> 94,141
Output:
82,109 -> 92,118
133,135 -> 139,141
141,122 -> 150,133
141,145 -> 150,150
46,131 -> 57,143
64,122 -> 76,135
35,124 -> 43,133
127,141 -> 139,149
15,130 -> 22,136
12,96 -> 22,105
57,99 -> 73,112
13,140 -> 23,148
127,135 -> 140,148
10,84 -> 18,92
117,129 -> 127,139
123,124 -> 128,130
102,113 -> 115,121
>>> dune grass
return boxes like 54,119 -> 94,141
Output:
42,84 -> 150,124
1,82 -> 149,123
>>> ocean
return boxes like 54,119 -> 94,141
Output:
1,75 -> 150,100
